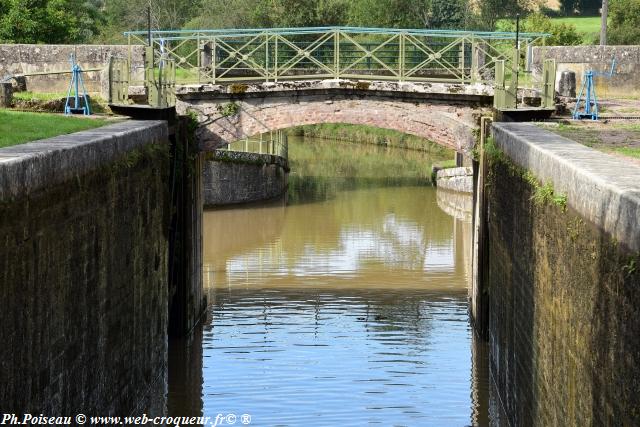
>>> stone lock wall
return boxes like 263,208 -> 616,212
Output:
204,150 -> 289,207
532,45 -> 640,98
0,44 -> 145,95
0,121 -> 170,413
486,123 -> 640,426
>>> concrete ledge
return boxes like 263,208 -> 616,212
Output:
0,120 -> 168,201
493,122 -> 640,252
436,166 -> 473,193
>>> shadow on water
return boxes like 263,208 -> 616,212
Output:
169,136 -> 490,426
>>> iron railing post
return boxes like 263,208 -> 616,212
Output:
334,29 -> 340,79
274,35 -> 279,82
399,32 -> 405,82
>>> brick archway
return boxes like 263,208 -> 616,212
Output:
177,90 -> 485,154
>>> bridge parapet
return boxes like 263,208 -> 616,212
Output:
111,27 -> 557,112
175,79 -> 494,100
123,27 -> 549,87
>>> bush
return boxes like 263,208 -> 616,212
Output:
497,13 -> 582,46
608,0 -> 640,44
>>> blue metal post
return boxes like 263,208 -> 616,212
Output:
65,54 -> 91,116
74,64 -> 80,114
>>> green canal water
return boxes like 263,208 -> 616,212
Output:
167,136 -> 490,426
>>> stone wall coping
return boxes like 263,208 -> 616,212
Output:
493,122 -> 640,252
531,45 -> 640,64
436,166 -> 473,178
0,120 -> 168,201
212,149 -> 288,169
175,80 -> 495,100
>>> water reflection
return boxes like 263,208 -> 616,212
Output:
169,137 -> 488,426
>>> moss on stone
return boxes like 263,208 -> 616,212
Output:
229,84 -> 248,94
486,137 -> 568,210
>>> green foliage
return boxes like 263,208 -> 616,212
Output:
497,13 -> 582,45
217,102 -> 240,117
429,0 -> 466,29
0,0 -> 103,43
0,0 -> 598,45
291,123 -> 451,156
188,0 -> 475,31
486,139 -> 568,211
524,171 -> 568,210
483,137 -> 506,164
548,16 -> 600,44
608,0 -> 640,45
611,147 -> 640,159
623,257 -> 637,276
347,0 -> 428,28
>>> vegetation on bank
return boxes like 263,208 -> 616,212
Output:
613,147 -> 640,159
287,135 -> 450,204
0,111 -> 109,148
288,124 -> 452,157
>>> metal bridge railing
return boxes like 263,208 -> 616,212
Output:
223,131 -> 288,159
123,26 -> 549,86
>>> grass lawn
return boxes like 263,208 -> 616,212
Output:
551,16 -> 601,43
613,147 -> 640,159
12,91 -> 70,102
0,110 -> 110,148
539,122 -> 640,163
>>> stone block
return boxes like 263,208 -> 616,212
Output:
0,82 -> 12,107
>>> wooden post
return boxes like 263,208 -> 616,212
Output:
600,0 -> 609,46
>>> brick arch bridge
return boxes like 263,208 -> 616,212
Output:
175,81 -> 492,155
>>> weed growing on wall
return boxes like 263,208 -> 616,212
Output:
623,257 -> 637,276
523,172 -> 568,210
485,138 -> 568,211
217,102 -> 240,117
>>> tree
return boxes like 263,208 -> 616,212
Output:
429,0 -> 466,29
101,0 -> 201,43
608,0 -> 640,44
186,0 -> 350,30
347,0 -> 427,28
478,0 -> 536,30
347,0 -> 473,29
0,0 -> 102,43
